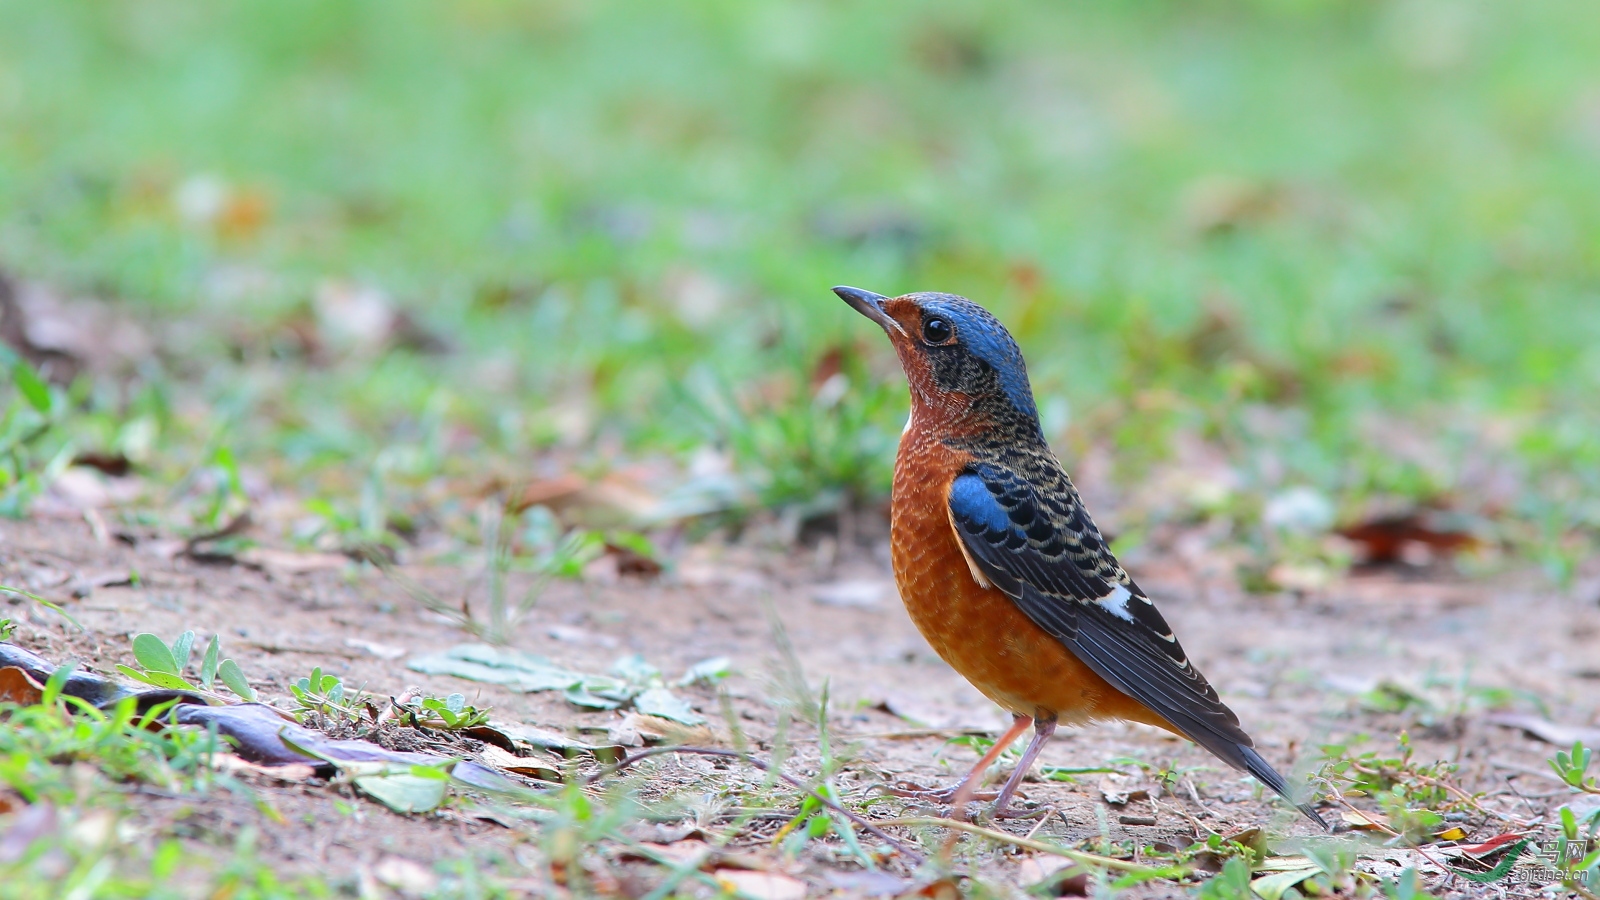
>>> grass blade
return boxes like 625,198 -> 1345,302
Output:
10,358 -> 51,413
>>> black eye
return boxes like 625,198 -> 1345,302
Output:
921,317 -> 953,344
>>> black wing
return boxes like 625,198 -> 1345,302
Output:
947,464 -> 1324,826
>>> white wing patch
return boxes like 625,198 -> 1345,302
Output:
1097,583 -> 1135,622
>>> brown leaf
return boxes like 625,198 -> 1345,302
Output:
603,542 -> 662,579
209,754 -> 318,783
616,712 -> 717,747
0,666 -> 45,705
626,839 -> 713,869
479,745 -> 562,783
506,474 -> 587,513
712,870 -> 806,900
71,451 -> 133,477
904,878 -> 962,900
1341,809 -> 1390,831
1338,512 -> 1478,566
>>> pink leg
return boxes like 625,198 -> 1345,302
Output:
990,715 -> 1058,817
884,714 -> 1032,804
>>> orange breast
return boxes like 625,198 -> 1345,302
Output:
890,428 -> 1169,728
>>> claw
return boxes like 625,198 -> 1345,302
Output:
879,780 -> 999,803
989,802 -> 1050,821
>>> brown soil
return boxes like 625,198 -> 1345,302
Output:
3,514 -> 1598,897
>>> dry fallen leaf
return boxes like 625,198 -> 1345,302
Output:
629,839 -> 713,868
209,754 -> 319,783
617,712 -> 717,747
1341,808 -> 1390,831
478,745 -> 562,782
1338,512 -> 1478,566
712,869 -> 806,900
0,666 -> 45,705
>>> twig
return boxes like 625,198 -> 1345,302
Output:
871,816 -> 1176,874
589,745 -> 925,864
786,727 -> 990,742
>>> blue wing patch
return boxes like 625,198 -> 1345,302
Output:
949,473 -> 1012,535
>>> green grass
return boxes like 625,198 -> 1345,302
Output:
1,4 -> 1598,543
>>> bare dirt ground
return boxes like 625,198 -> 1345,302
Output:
4,512 -> 1598,897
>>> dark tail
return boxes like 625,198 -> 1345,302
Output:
1236,744 -> 1328,830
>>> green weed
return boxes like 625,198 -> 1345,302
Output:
399,692 -> 492,731
115,631 -> 256,702
1550,741 -> 1599,794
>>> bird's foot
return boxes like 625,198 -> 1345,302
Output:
878,780 -> 999,804
987,801 -> 1052,821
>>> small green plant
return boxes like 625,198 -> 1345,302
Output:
0,617 -> 14,641
1550,741 -> 1599,793
116,631 -> 257,701
289,666 -> 367,721
1557,804 -> 1600,894
681,360 -> 898,519
1316,733 -> 1460,810
0,353 -> 73,518
400,692 -> 491,730
0,666 -> 226,803
1315,733 -> 1481,847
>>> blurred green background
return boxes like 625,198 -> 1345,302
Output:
2,0 -> 1598,575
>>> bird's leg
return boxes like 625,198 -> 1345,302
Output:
883,714 -> 1031,803
988,715 -> 1058,818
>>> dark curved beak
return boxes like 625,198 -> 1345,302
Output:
833,285 -> 906,336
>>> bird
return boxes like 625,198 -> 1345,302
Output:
834,285 -> 1325,827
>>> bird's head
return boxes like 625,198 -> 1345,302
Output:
834,285 -> 1041,437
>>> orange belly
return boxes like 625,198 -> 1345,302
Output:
891,432 -> 1170,729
